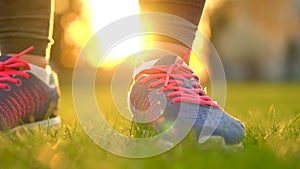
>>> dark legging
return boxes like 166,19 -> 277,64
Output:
0,0 -> 54,56
0,0 -> 205,57
140,0 -> 205,48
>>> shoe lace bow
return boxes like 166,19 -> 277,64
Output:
0,46 -> 33,90
134,50 -> 219,108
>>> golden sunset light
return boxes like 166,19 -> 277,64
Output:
62,0 -> 211,76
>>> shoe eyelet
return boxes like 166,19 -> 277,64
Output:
16,79 -> 22,86
4,85 -> 11,92
139,82 -> 145,87
156,90 -> 161,94
147,84 -> 153,91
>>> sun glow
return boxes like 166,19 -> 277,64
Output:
63,0 -> 213,78
85,0 -> 141,68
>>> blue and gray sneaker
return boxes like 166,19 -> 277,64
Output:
0,47 -> 60,131
129,50 -> 244,147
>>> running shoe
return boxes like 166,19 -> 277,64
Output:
129,50 -> 244,147
0,46 -> 60,131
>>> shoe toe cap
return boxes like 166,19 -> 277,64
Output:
194,106 -> 245,145
221,116 -> 245,145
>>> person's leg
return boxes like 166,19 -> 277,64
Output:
0,0 -> 54,68
139,0 -> 205,63
129,0 -> 244,146
0,0 -> 59,131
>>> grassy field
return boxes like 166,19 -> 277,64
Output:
0,82 -> 299,169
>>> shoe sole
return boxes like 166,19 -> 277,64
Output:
198,136 -> 244,151
158,136 -> 243,151
10,116 -> 61,133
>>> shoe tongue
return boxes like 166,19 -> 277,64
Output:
133,54 -> 193,79
154,55 -> 178,66
0,55 -> 11,62
133,55 -> 179,76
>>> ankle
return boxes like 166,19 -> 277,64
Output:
20,54 -> 48,68
145,41 -> 190,64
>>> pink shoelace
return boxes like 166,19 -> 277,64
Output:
134,50 -> 220,108
0,46 -> 33,90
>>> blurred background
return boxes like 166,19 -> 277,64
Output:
50,0 -> 300,83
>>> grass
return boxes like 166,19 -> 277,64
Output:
0,82 -> 300,169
